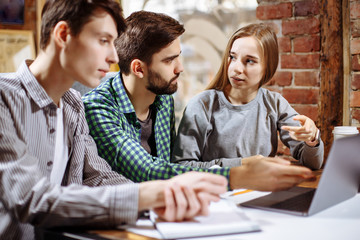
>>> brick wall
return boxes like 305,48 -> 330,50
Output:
257,0 -> 321,156
351,0 -> 360,125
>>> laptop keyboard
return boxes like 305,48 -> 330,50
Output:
270,189 -> 316,212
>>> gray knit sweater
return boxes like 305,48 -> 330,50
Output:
172,88 -> 324,170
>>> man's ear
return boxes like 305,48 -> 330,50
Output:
130,59 -> 146,78
53,21 -> 70,48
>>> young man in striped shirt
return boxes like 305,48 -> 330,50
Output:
0,1 -> 228,239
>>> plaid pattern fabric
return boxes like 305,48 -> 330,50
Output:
83,72 -> 230,182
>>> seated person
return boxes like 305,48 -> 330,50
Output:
172,23 -> 324,170
0,1 -> 228,239
83,11 -> 315,192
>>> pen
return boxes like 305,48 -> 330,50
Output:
230,189 -> 253,196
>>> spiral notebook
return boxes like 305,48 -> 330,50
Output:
123,200 -> 260,239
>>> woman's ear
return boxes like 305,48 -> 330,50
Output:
53,21 -> 70,48
130,59 -> 146,78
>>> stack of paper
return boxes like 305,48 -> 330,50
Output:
122,199 -> 260,239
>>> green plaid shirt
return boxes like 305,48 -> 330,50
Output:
82,72 -> 230,182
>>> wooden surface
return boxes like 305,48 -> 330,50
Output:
342,0 -> 351,126
319,0 -> 344,161
87,230 -> 158,240
297,169 -> 322,188
86,169 -> 323,240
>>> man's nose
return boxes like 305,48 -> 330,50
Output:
108,45 -> 119,64
175,58 -> 184,74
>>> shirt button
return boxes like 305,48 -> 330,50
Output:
50,128 -> 56,134
47,161 -> 53,167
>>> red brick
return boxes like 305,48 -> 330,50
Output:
282,88 -> 319,104
293,35 -> 320,52
351,38 -> 360,55
352,74 -> 360,90
281,54 -> 320,69
278,37 -> 291,53
270,71 -> 292,86
294,0 -> 320,16
352,55 -> 360,71
282,18 -> 320,35
256,3 -> 292,20
350,91 -> 360,107
294,71 -> 319,87
292,105 -> 319,122
351,20 -> 360,38
258,0 -> 292,2
263,85 -> 282,94
350,2 -> 360,19
352,108 -> 360,122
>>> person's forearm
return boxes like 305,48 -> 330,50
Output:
229,166 -> 246,190
138,180 -> 166,211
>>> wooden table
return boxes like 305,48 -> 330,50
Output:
297,169 -> 322,188
38,169 -> 324,240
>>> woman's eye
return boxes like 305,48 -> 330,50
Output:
247,59 -> 255,64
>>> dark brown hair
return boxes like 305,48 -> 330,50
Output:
40,0 -> 125,50
116,11 -> 185,75
207,23 -> 279,90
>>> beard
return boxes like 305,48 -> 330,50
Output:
146,69 -> 179,95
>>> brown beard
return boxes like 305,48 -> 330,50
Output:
146,69 -> 179,95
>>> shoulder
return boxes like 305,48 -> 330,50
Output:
182,90 -> 221,119
259,87 -> 297,115
0,72 -> 28,104
82,81 -> 112,102
81,77 -> 118,112
259,88 -> 290,106
0,72 -> 22,93
63,88 -> 84,112
187,89 -> 219,108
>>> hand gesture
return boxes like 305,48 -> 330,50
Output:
230,156 -> 315,191
281,115 -> 319,146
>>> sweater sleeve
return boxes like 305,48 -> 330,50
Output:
277,95 -> 324,170
172,94 -> 242,168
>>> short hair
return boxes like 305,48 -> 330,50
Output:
116,11 -> 185,75
40,0 -> 125,50
207,23 -> 279,90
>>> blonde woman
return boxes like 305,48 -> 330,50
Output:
172,23 -> 324,170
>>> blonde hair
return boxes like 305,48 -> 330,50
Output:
207,23 -> 279,90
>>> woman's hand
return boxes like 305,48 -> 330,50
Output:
281,115 -> 319,146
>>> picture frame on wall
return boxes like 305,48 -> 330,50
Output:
0,0 -> 25,24
0,29 -> 35,72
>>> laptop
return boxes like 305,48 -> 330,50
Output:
240,134 -> 360,216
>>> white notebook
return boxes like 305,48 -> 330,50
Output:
151,200 -> 260,239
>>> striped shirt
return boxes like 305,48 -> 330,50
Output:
0,61 -> 139,239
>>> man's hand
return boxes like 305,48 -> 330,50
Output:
229,156 -> 314,191
281,115 -> 319,146
139,172 -> 227,222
